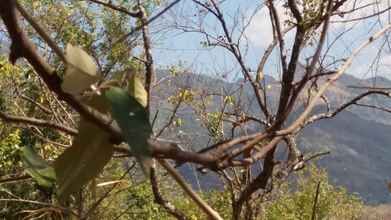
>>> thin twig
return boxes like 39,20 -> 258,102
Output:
155,93 -> 184,138
0,198 -> 77,216
311,181 -> 322,220
150,165 -> 189,220
0,174 -> 30,184
112,0 -> 182,47
157,159 -> 223,220
15,1 -> 66,62
88,0 -> 142,17
0,111 -> 77,135
82,163 -> 136,219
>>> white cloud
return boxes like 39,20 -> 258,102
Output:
244,2 -> 290,48
344,43 -> 391,78
381,54 -> 391,66
245,1 -> 391,48
242,1 -> 391,79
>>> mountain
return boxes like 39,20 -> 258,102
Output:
299,110 -> 391,204
152,70 -> 391,204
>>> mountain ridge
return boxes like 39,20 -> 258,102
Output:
153,69 -> 391,204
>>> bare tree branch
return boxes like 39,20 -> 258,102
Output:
16,1 -> 65,62
157,159 -> 223,220
113,0 -> 182,46
150,167 -> 189,220
88,0 -> 142,17
0,111 -> 77,135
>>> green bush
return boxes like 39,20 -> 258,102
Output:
262,165 -> 364,220
0,129 -> 22,174
95,164 -> 364,220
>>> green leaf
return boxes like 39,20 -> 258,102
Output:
54,119 -> 113,201
105,87 -> 152,175
62,44 -> 99,95
128,74 -> 148,107
20,146 -> 56,189
54,95 -> 113,201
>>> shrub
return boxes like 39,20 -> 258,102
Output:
262,164 -> 364,220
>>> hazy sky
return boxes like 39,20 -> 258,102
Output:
150,0 -> 391,81
1,0 -> 390,82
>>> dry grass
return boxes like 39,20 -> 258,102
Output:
359,204 -> 391,220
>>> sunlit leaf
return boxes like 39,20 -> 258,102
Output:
105,87 -> 152,175
54,119 -> 113,201
54,94 -> 113,201
223,95 -> 234,105
128,74 -> 148,107
256,70 -> 264,82
174,118 -> 183,127
62,44 -> 99,95
96,180 -> 128,187
169,65 -> 178,77
20,146 -> 56,189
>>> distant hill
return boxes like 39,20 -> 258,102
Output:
299,109 -> 391,203
152,69 -> 391,204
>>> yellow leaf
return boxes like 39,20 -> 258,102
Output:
62,44 -> 99,95
96,180 -> 128,187
54,119 -> 113,201
256,70 -> 264,82
53,94 -> 113,201
128,74 -> 148,107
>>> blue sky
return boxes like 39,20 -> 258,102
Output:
1,0 -> 389,82
149,0 -> 391,81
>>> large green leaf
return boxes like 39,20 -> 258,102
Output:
54,95 -> 113,201
54,119 -> 113,201
62,44 -> 99,95
105,87 -> 152,175
20,146 -> 56,189
128,74 -> 148,108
